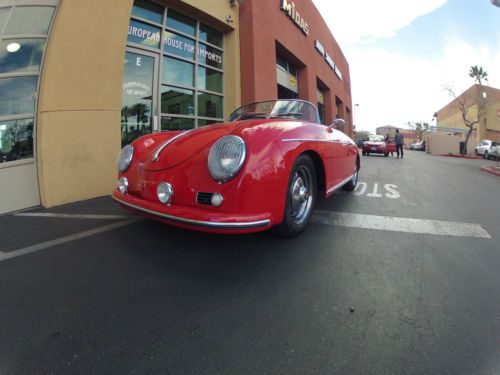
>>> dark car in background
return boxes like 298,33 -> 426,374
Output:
356,139 -> 366,148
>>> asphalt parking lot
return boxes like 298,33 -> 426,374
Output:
1,151 -> 499,374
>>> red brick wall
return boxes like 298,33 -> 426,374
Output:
239,0 -> 352,135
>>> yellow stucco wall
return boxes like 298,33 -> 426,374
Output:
37,0 -> 240,208
37,0 -> 133,207
436,85 -> 500,146
438,104 -> 483,143
485,99 -> 500,133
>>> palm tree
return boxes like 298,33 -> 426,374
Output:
468,66 -> 488,86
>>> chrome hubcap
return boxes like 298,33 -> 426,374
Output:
352,167 -> 358,185
290,166 -> 313,224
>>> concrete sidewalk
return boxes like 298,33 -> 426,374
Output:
481,164 -> 500,177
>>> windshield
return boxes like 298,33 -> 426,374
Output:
230,100 -> 319,123
368,135 -> 385,142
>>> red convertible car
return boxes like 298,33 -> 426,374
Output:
362,135 -> 396,156
112,99 -> 359,237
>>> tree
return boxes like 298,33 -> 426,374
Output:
444,85 -> 487,155
468,65 -> 488,86
354,130 -> 370,141
407,121 -> 428,141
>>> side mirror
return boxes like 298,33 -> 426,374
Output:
330,118 -> 345,129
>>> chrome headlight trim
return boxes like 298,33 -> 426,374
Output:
118,145 -> 134,172
208,136 -> 246,182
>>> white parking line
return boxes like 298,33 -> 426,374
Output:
14,213 -> 131,220
312,211 -> 492,239
0,218 -> 141,262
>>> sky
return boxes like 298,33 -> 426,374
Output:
311,0 -> 500,133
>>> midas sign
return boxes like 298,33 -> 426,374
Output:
280,0 -> 309,35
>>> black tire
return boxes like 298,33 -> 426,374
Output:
362,151 -> 366,156
384,152 -> 388,157
484,151 -> 489,159
273,154 -> 316,238
475,150 -> 478,156
343,161 -> 359,191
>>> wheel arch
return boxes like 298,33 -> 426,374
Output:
301,150 -> 326,193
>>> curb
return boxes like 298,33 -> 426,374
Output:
480,165 -> 500,177
438,154 -> 483,159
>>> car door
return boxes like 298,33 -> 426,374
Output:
326,127 -> 356,190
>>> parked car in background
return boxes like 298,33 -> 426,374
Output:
482,141 -> 500,160
113,99 -> 360,237
355,139 -> 366,148
410,140 -> 425,151
362,135 -> 395,156
475,139 -> 496,158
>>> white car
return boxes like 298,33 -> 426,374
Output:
475,139 -> 499,159
410,140 -> 425,151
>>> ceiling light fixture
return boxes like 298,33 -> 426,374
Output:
6,43 -> 21,53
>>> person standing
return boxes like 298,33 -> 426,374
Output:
395,129 -> 404,159
385,133 -> 394,157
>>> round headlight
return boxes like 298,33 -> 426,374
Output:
118,145 -> 134,172
208,136 -> 246,182
157,182 -> 173,204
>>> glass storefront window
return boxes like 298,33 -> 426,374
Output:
128,19 -> 161,49
276,54 -> 287,70
121,52 -> 154,146
198,119 -> 221,127
164,31 -> 195,60
0,7 -> 10,31
161,85 -> 194,115
4,6 -> 54,35
125,1 -> 224,139
197,93 -> 222,118
317,86 -> 325,124
198,43 -> 223,70
166,10 -> 195,36
161,116 -> 194,131
0,39 -> 45,74
0,76 -> 37,117
0,118 -> 34,162
197,67 -> 222,93
0,4 -> 56,166
199,23 -> 223,48
132,0 -> 163,24
162,56 -> 194,87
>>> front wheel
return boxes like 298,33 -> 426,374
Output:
484,151 -> 489,159
273,154 -> 316,238
343,162 -> 359,191
475,150 -> 479,156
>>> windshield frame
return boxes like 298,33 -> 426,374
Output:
230,99 -> 320,123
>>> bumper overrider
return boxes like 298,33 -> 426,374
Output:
112,190 -> 272,233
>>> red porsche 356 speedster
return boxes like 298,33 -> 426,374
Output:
112,99 -> 360,237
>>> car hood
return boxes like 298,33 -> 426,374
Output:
140,119 -> 284,171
